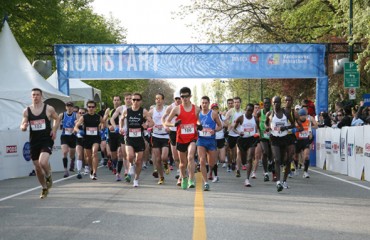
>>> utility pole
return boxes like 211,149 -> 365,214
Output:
349,0 -> 354,61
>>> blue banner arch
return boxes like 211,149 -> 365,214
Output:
55,43 -> 328,114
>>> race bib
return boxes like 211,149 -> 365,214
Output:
30,119 -> 46,131
180,124 -> 195,135
86,127 -> 98,136
64,128 -> 73,135
299,131 -> 309,139
129,128 -> 142,137
153,125 -> 166,134
199,127 -> 212,137
243,127 -> 254,135
263,131 -> 271,138
273,122 -> 285,131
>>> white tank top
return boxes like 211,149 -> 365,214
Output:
215,114 -> 225,140
169,102 -> 178,132
152,106 -> 169,139
270,112 -> 288,137
237,115 -> 257,138
228,109 -> 244,137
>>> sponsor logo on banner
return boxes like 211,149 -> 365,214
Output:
23,142 -> 31,161
365,143 -> 370,158
355,145 -> 363,155
267,54 -> 280,65
316,142 -> 320,150
347,144 -> 354,157
249,54 -> 259,64
6,145 -> 17,154
332,142 -> 339,154
325,141 -> 332,154
340,138 -> 346,161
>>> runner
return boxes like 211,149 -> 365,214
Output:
73,100 -> 105,180
59,101 -> 77,178
20,88 -> 60,199
212,103 -> 226,183
265,96 -> 297,192
161,91 -> 182,185
256,97 -> 273,182
251,102 -> 261,178
149,93 -> 170,185
165,87 -> 201,190
295,108 -> 318,178
223,98 -> 234,170
234,104 -> 260,187
197,96 -> 222,191
120,93 -> 153,187
224,97 -> 244,177
75,107 -> 87,179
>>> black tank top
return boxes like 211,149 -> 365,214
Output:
108,108 -> 119,126
126,107 -> 144,137
28,104 -> 52,144
83,113 -> 101,137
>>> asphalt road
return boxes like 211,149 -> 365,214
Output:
1,163 -> 370,240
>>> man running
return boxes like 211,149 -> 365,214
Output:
20,88 -> 60,199
59,101 -> 77,178
120,93 -> 153,187
212,103 -> 226,183
75,107 -> 87,179
149,93 -> 170,185
73,100 -> 105,180
165,87 -> 201,190
197,96 -> 222,191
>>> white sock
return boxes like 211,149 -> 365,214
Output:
77,160 -> 82,171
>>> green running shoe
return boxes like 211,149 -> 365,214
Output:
181,177 -> 188,190
188,179 -> 195,188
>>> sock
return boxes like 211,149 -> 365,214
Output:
77,160 -> 83,171
117,160 -> 123,174
213,164 -> 218,176
112,159 -> 118,168
304,159 -> 310,172
63,158 -> 68,168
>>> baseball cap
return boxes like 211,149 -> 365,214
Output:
66,101 -> 74,106
295,105 -> 301,111
211,103 -> 219,109
298,108 -> 307,116
173,91 -> 180,99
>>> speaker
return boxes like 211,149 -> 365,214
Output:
333,58 -> 349,74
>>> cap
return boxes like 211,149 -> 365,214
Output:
211,103 -> 219,109
174,91 -> 181,99
298,108 -> 307,116
66,101 -> 74,106
295,105 -> 301,110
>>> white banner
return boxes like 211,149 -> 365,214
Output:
316,127 -> 326,169
347,127 -> 356,178
328,128 -> 341,172
354,126 -> 365,179
363,125 -> 370,181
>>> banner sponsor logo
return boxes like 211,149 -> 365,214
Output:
347,143 -> 354,157
6,145 -> 17,154
365,143 -> 370,157
23,142 -> 30,161
332,142 -> 339,154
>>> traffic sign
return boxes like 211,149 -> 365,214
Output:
344,62 -> 360,88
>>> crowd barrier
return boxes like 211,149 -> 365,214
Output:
0,130 -> 64,181
316,126 -> 370,182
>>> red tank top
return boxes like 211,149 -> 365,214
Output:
176,104 -> 198,143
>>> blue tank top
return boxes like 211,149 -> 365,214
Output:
198,110 -> 216,139
62,112 -> 77,135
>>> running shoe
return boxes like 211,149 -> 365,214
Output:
188,179 -> 195,188
288,172 -> 293,178
242,165 -> 247,171
142,163 -> 147,169
212,176 -> 219,183
158,177 -> 165,185
63,170 -> 69,178
76,172 -> 82,179
294,169 -> 299,176
129,165 -> 136,176
222,163 -> 227,168
227,167 -> 232,172
133,179 -> 139,187
125,174 -> 131,183
84,166 -> 89,175
112,168 -> 117,175
177,178 -> 182,187
107,160 -> 112,170
264,173 -> 269,182
40,188 -> 48,199
290,162 -> 295,172
169,165 -> 174,170
303,171 -> 310,178
45,175 -> 53,189
152,170 -> 159,178
244,179 -> 251,187
164,163 -> 170,175
181,177 -> 188,189
282,181 -> 289,189
276,182 -> 283,192
203,183 -> 210,191
236,170 -> 241,178
92,173 -> 97,180
251,171 -> 256,179
116,173 -> 122,181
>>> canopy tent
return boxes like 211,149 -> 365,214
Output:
0,21 -> 70,130
46,71 -> 101,105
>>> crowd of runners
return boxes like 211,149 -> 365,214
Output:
21,87 -> 319,199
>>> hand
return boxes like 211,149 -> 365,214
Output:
279,126 -> 288,132
174,120 -> 182,127
197,124 -> 203,131
239,131 -> 244,136
50,130 -> 56,140
253,133 -> 260,138
114,127 -> 120,133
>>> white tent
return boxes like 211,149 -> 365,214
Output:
0,21 -> 70,130
47,71 -> 101,104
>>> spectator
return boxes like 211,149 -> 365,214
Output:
334,109 -> 351,128
351,107 -> 364,126
301,99 -> 316,117
318,111 -> 332,127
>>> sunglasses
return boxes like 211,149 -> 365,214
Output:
175,97 -> 181,100
180,95 -> 190,99
337,114 -> 343,116
78,112 -> 85,114
87,106 -> 95,108
132,99 -> 141,102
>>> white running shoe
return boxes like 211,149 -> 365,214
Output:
222,163 -> 227,168
244,179 -> 251,187
129,165 -> 136,176
251,171 -> 256,179
283,181 -> 289,189
303,171 -> 310,178
294,169 -> 299,176
133,179 -> 139,187
84,166 -> 90,175
212,176 -> 219,183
